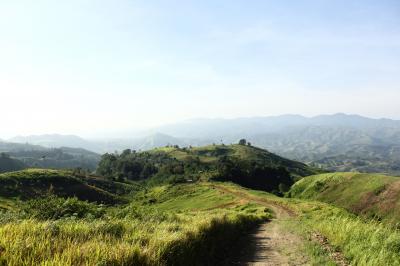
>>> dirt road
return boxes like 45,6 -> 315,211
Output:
214,185 -> 309,265
213,184 -> 349,266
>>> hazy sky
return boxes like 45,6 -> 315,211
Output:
1,0 -> 399,138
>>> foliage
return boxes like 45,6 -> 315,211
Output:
0,154 -> 26,173
0,183 -> 268,265
213,156 -> 292,195
21,195 -> 105,220
0,169 -> 124,204
96,144 -> 318,193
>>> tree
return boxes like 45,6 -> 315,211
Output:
0,152 -> 9,158
238,139 -> 247,145
121,149 -> 132,157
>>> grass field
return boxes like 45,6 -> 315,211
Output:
289,172 -> 400,225
0,181 -> 270,266
1,168 -> 399,265
218,183 -> 400,265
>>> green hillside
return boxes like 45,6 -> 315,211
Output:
155,144 -> 314,176
0,154 -> 26,173
289,172 -> 400,225
0,180 -> 269,265
0,169 -> 130,204
97,144 -> 320,194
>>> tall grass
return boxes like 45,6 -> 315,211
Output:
301,204 -> 400,265
0,205 -> 266,265
228,183 -> 400,265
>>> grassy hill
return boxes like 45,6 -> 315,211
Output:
153,144 -> 314,176
0,169 -> 132,204
289,172 -> 400,225
98,144 -> 320,194
0,181 -> 269,265
0,155 -> 26,173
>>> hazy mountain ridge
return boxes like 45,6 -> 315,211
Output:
0,141 -> 100,170
8,133 -> 211,154
6,114 -> 400,175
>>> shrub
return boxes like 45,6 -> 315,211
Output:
21,195 -> 105,220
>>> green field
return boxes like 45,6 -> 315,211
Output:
289,172 -> 400,225
0,178 -> 269,265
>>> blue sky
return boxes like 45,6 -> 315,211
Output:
0,0 -> 399,137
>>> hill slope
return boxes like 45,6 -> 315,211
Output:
0,155 -> 26,173
289,172 -> 400,224
153,144 -> 316,177
0,169 -> 131,204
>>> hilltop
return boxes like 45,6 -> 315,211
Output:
289,172 -> 400,225
97,143 -> 319,194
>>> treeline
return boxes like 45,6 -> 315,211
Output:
214,156 -> 292,195
96,146 -> 293,194
96,149 -> 207,184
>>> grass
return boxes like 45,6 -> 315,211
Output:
153,144 -> 318,177
0,169 -> 128,204
137,185 -> 236,211
1,167 -> 399,265
223,183 -> 400,265
293,201 -> 400,265
0,183 -> 270,266
0,210 -> 265,266
289,172 -> 400,225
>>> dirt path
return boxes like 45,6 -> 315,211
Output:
233,218 -> 309,265
213,184 -> 349,266
213,185 -> 309,265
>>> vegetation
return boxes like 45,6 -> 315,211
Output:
0,181 -> 270,265
224,183 -> 400,265
21,195 -> 106,220
0,169 -> 129,204
0,153 -> 26,173
97,144 -> 319,194
0,143 -> 398,265
289,172 -> 400,225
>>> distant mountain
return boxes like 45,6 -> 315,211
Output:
153,113 -> 400,140
9,134 -> 99,151
0,141 -> 100,171
151,114 -> 400,175
7,114 -> 400,175
8,133 -> 210,154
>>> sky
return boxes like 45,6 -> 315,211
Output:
1,0 -> 399,138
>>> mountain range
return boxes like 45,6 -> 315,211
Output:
0,141 -> 100,171
4,113 -> 400,175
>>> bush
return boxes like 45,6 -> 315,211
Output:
21,195 -> 105,220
